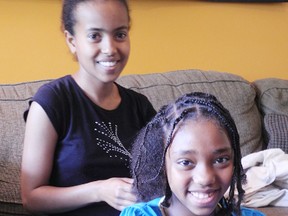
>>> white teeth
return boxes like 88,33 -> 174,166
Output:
191,192 -> 213,199
98,61 -> 117,67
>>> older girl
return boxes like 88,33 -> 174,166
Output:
21,0 -> 155,215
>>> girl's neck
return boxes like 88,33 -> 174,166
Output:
72,73 -> 121,110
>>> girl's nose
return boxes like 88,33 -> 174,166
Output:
193,165 -> 216,186
101,37 -> 116,56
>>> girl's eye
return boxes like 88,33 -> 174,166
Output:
215,157 -> 230,165
88,32 -> 101,41
178,160 -> 193,167
115,32 -> 127,41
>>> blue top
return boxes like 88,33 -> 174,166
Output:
120,197 -> 266,216
24,75 -> 156,216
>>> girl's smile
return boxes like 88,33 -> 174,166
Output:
189,190 -> 219,204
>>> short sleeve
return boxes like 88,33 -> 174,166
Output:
120,200 -> 161,216
120,206 -> 146,216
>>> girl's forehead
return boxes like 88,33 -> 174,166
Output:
73,0 -> 129,29
76,1 -> 128,19
168,120 -> 232,155
74,0 -> 128,14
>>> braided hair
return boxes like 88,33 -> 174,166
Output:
131,92 -> 246,216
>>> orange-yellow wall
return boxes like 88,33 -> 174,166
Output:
0,0 -> 287,84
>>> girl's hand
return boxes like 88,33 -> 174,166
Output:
99,177 -> 137,211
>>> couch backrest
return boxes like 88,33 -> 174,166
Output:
117,69 -> 263,156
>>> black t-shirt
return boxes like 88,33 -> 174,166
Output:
26,75 -> 156,215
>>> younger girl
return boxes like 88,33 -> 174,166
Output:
121,92 -> 264,216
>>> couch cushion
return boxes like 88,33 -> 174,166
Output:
253,78 -> 288,116
0,80 -> 51,215
117,69 -> 263,156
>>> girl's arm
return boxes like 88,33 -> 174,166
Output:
21,102 -> 136,214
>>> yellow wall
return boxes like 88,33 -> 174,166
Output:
0,0 -> 287,84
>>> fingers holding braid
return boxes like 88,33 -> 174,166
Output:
100,177 -> 137,211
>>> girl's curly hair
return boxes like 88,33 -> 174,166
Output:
131,92 -> 246,216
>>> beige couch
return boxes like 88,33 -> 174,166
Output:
0,69 -> 287,215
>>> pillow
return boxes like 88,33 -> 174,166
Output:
264,114 -> 288,153
253,78 -> 288,116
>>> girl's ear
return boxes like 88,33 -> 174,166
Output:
65,30 -> 76,55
